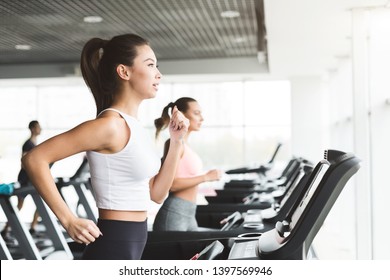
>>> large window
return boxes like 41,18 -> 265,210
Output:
142,80 -> 292,171
0,77 -> 291,222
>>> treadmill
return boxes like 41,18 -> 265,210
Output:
215,157 -> 311,198
0,184 -> 73,260
197,162 -> 313,229
142,161 -> 314,259
143,149 -> 360,260
195,158 -> 309,221
228,149 -> 361,260
222,143 -> 283,190
55,156 -> 97,223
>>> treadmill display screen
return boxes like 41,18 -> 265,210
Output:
289,163 -> 329,229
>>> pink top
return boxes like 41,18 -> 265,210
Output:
176,144 -> 203,178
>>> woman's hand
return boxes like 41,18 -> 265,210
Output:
64,217 -> 102,245
204,169 -> 223,182
169,106 -> 189,141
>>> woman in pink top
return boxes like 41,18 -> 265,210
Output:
153,97 -> 222,231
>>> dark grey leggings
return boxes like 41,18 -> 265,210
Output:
82,219 -> 147,260
153,195 -> 198,231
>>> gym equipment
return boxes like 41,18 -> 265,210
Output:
142,162 -> 314,260
217,157 -> 310,198
195,159 -> 309,226
197,162 -> 313,229
142,210 -> 266,260
228,149 -> 360,260
0,157 -> 94,259
225,143 -> 282,176
144,149 -> 360,260
204,158 -> 307,206
190,240 -> 225,260
0,184 -> 73,260
55,157 -> 97,223
0,227 -> 13,259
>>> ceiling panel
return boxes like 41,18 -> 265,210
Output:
0,0 -> 265,65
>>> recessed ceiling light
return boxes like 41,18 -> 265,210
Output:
15,44 -> 31,50
83,16 -> 103,23
233,37 -> 246,43
220,10 -> 240,18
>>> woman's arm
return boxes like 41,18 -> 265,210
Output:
150,107 -> 189,203
170,169 -> 222,192
160,139 -> 222,193
22,116 -> 121,244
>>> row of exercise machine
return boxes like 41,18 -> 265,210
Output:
0,146 -> 361,260
0,158 -> 93,260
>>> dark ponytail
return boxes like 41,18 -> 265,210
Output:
154,97 -> 197,139
80,38 -> 108,115
80,34 -> 149,115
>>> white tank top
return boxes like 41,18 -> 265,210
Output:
86,108 -> 161,211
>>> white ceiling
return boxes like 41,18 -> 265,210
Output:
0,0 -> 389,80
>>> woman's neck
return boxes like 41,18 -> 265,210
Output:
111,94 -> 141,118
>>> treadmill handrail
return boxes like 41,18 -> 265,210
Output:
225,143 -> 282,175
256,150 -> 361,259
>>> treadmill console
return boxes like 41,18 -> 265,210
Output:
228,160 -> 330,260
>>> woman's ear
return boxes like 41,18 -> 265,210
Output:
116,64 -> 130,80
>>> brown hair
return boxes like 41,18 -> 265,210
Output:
154,97 -> 197,138
80,34 -> 149,115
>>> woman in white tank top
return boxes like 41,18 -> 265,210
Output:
22,34 -> 189,260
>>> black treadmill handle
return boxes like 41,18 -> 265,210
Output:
226,164 -> 270,175
225,167 -> 250,174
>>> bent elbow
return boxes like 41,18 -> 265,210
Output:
150,191 -> 168,204
151,196 -> 165,205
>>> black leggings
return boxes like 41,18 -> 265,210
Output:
82,219 -> 147,260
